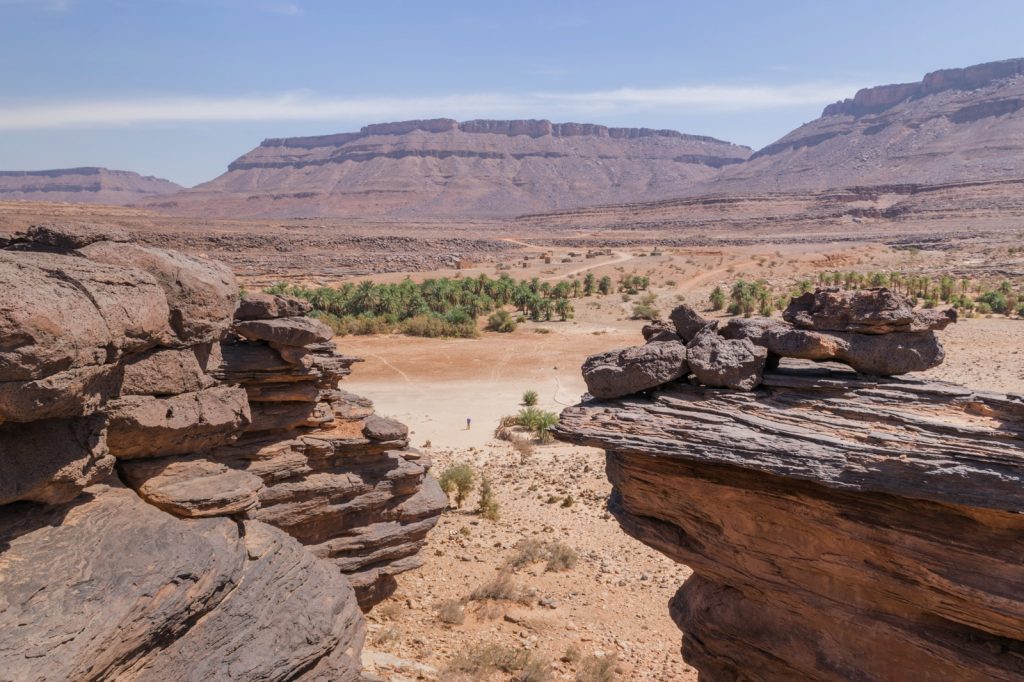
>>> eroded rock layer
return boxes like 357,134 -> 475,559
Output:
0,225 -> 442,679
557,344 -> 1024,679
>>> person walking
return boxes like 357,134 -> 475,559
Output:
466,417 -> 472,430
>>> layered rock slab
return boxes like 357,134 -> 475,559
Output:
554,364 -> 1024,681
0,485 -> 364,681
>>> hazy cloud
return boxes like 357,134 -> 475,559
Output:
0,83 -> 854,130
0,0 -> 72,9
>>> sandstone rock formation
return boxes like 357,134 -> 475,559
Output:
0,227 -> 443,679
145,118 -> 751,220
0,166 -> 182,205
557,291 -> 1024,681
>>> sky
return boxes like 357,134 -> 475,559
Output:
1,0 -> 1022,187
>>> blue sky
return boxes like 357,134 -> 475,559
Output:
1,0 -> 1022,186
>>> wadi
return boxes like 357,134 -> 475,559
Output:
1,46 -> 1023,682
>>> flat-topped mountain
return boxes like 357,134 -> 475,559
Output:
146,119 -> 751,219
702,58 -> 1024,194
0,167 -> 182,205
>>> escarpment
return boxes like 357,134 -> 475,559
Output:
146,118 -> 751,220
555,289 -> 1024,681
0,224 -> 443,680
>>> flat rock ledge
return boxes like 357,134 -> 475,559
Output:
554,364 -> 1024,681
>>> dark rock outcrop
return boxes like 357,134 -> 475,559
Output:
581,342 -> 689,399
0,230 -> 442,678
557,290 -> 1023,681
686,324 -> 767,390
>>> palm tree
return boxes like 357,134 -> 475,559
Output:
555,298 -> 573,321
583,273 -> 596,296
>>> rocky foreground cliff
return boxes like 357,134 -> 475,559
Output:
0,225 -> 444,679
555,290 -> 1024,681
146,118 -> 751,220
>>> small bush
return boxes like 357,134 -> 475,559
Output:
522,389 -> 539,406
478,476 -> 499,521
446,644 -> 551,681
438,463 -> 475,508
576,655 -> 617,682
545,541 -> 578,572
468,570 -> 531,604
561,494 -> 575,508
503,539 -> 578,573
487,309 -> 517,332
436,599 -> 466,625
631,292 -> 659,320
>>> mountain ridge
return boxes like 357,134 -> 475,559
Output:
0,167 -> 182,205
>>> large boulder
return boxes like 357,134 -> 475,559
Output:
119,347 -> 215,396
18,222 -> 130,250
785,288 -> 956,334
0,251 -> 171,381
722,318 -> 945,375
79,241 -> 238,345
235,293 -> 313,321
686,324 -> 767,390
0,485 -> 364,681
233,317 -> 334,348
119,455 -> 266,517
105,386 -> 251,459
0,417 -> 112,505
669,304 -> 710,342
582,342 -> 689,399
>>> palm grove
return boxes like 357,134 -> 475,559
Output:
265,272 -> 641,338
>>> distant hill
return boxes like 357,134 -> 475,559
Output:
145,119 -> 751,219
698,58 -> 1024,194
0,167 -> 182,205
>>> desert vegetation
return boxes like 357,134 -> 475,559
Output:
267,273 -> 583,338
711,272 -> 1024,319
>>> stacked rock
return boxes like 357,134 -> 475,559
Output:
0,224 -> 441,679
582,287 -> 956,398
560,286 -> 1023,682
211,292 -> 446,609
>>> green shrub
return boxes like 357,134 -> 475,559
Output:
516,407 -> 559,443
438,463 -> 475,508
478,476 -> 499,521
486,309 -> 516,332
709,285 -> 726,311
631,292 -> 659,320
522,389 -> 539,406
976,291 -> 1009,314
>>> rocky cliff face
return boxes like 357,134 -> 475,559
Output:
698,58 -> 1024,194
0,167 -> 182,205
146,119 -> 750,220
554,292 -> 1024,681
0,225 -> 443,679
